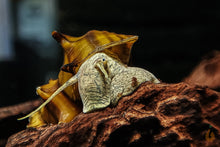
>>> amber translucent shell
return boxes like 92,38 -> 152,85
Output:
54,30 -> 138,101
27,30 -> 138,127
28,79 -> 82,128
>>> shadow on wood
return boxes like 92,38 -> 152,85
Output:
5,82 -> 220,147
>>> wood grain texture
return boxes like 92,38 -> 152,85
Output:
6,82 -> 220,147
184,50 -> 220,91
0,100 -> 41,147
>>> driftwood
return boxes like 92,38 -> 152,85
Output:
184,50 -> 220,91
3,51 -> 220,147
0,100 -> 41,147
5,82 -> 220,147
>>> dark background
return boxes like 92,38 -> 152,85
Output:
0,0 -> 219,107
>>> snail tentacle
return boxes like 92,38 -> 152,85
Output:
18,74 -> 79,120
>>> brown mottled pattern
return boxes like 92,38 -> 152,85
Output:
77,53 -> 160,112
132,77 -> 138,87
53,30 -> 137,101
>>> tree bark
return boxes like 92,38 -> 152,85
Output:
0,100 -> 42,147
184,50 -> 220,91
6,82 -> 220,147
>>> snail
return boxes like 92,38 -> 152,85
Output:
18,30 -> 160,128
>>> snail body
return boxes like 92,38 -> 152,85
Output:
79,53 -> 160,112
18,30 -> 160,128
20,53 -> 160,120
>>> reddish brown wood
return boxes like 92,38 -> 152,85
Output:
0,100 -> 42,120
6,82 -> 220,147
0,100 -> 42,147
184,50 -> 220,91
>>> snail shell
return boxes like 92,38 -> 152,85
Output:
20,52 -> 160,122
18,30 -> 159,128
53,30 -> 138,101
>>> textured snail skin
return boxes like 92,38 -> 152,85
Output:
24,30 -> 138,127
77,53 -> 160,113
24,53 -> 160,127
20,31 -> 160,128
54,30 -> 138,102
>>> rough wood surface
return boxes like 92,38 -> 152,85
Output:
6,82 -> 220,147
0,100 -> 42,147
184,50 -> 220,91
0,100 -> 42,120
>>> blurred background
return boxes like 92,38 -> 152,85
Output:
0,0 -> 219,107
